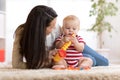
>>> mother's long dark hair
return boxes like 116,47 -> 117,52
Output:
18,5 -> 57,69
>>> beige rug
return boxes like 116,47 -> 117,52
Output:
0,65 -> 120,80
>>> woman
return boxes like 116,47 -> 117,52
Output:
12,5 -> 109,69
12,5 -> 58,69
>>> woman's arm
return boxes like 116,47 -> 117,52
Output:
12,25 -> 27,69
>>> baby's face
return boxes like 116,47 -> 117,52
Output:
62,20 -> 80,36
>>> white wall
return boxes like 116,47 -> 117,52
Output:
6,0 -> 120,64
6,0 -> 97,63
48,0 -> 97,48
0,12 -> 5,38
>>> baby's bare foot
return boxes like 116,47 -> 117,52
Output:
52,65 -> 66,69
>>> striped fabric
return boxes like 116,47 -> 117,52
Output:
55,35 -> 85,67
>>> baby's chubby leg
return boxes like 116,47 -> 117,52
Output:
49,49 -> 67,69
78,57 -> 93,69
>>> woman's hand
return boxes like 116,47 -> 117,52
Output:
49,49 -> 58,59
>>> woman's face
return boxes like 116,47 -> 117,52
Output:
46,18 -> 57,35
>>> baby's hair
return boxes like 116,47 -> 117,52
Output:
63,15 -> 80,30
63,15 -> 79,21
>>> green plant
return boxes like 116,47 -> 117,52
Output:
88,0 -> 118,48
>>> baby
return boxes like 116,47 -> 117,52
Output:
52,15 -> 93,69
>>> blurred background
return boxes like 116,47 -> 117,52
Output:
0,0 -> 120,65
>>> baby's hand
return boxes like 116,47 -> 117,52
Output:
69,36 -> 78,44
62,36 -> 71,42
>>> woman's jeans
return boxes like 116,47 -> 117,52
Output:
83,44 -> 109,66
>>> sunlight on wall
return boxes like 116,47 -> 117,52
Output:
49,0 -> 95,29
